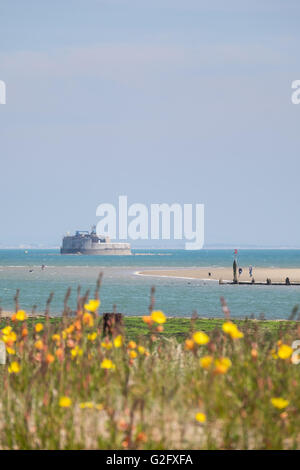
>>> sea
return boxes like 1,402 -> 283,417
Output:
0,249 -> 300,320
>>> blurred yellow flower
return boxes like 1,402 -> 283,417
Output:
271,397 -> 290,409
195,412 -> 206,423
59,396 -> 72,408
214,357 -> 232,374
200,355 -> 213,369
278,344 -> 293,360
151,310 -> 166,324
101,359 -> 116,370
2,331 -> 17,344
113,335 -> 123,348
79,402 -> 94,409
66,325 -> 75,334
101,341 -> 113,350
87,332 -> 97,342
84,299 -> 100,312
138,345 -> 146,355
52,334 -> 60,343
6,347 -> 16,355
95,403 -> 104,411
222,321 -> 244,339
193,331 -> 210,345
16,310 -> 27,321
35,323 -> 44,333
2,326 -> 12,335
71,346 -> 83,358
34,340 -> 44,351
128,341 -> 137,349
8,361 -> 20,374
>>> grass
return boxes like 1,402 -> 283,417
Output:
0,283 -> 300,450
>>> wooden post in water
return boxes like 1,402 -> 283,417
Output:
233,259 -> 238,284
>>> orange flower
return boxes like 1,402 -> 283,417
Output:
129,350 -> 137,359
136,432 -> 147,443
83,312 -> 94,328
55,348 -> 64,360
46,353 -> 55,364
142,316 -> 153,326
21,327 -> 28,338
156,325 -> 164,332
185,339 -> 194,350
11,313 -> 17,322
128,341 -> 137,349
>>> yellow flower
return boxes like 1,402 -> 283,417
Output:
278,344 -> 293,360
101,359 -> 116,370
16,310 -> 27,321
195,412 -> 206,423
83,312 -> 94,327
271,397 -> 290,409
222,321 -> 244,339
66,325 -> 75,334
128,341 -> 137,349
214,357 -> 232,374
59,396 -> 72,408
8,361 -> 21,374
2,331 -> 17,344
6,347 -> 16,355
138,345 -> 146,355
200,355 -> 213,369
71,346 -> 83,358
2,326 -> 12,335
34,340 -> 44,351
193,331 -> 210,345
270,348 -> 278,359
129,350 -> 137,359
79,402 -> 94,409
84,299 -> 100,312
113,335 -> 123,348
95,403 -> 104,411
52,334 -> 60,342
35,323 -> 44,333
87,332 -> 98,342
151,310 -> 166,324
101,341 -> 113,350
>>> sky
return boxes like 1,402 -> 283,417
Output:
0,0 -> 300,248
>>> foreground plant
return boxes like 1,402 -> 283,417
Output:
0,286 -> 299,450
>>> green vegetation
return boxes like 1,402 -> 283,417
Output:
0,285 -> 299,449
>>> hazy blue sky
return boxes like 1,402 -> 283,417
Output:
0,0 -> 299,247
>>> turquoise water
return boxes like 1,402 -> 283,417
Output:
0,249 -> 300,319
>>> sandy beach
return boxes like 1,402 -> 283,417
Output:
137,267 -> 300,283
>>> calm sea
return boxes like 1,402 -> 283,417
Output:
0,249 -> 300,319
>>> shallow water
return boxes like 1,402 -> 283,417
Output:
0,249 -> 299,319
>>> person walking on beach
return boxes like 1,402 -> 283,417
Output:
238,267 -> 243,277
249,265 -> 253,278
